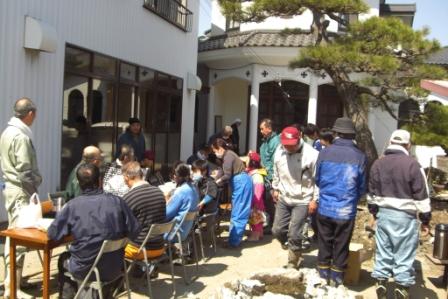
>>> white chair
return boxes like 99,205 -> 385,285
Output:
73,238 -> 130,299
125,220 -> 176,298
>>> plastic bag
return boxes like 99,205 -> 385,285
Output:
16,193 -> 43,228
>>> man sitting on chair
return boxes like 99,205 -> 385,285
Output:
48,163 -> 140,298
122,162 -> 167,262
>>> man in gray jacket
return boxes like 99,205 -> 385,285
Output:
0,98 -> 41,299
272,126 -> 319,269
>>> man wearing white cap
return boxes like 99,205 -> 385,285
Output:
231,118 -> 242,155
368,129 -> 431,299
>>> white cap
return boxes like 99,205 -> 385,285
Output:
390,129 -> 411,144
233,118 -> 242,124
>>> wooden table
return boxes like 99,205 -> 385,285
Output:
0,228 -> 72,299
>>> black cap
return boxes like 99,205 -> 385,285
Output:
332,117 -> 356,134
128,117 -> 140,125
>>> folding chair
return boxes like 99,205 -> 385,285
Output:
125,220 -> 175,298
196,210 -> 218,261
73,238 -> 130,299
170,211 -> 200,285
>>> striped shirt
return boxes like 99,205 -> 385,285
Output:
124,181 -> 166,250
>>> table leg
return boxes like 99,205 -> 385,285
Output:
43,247 -> 51,299
9,239 -> 17,299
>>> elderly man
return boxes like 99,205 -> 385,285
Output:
315,117 -> 367,286
0,98 -> 41,299
116,117 -> 146,162
65,146 -> 103,200
122,161 -> 166,261
48,163 -> 140,298
271,126 -> 319,269
368,129 -> 431,299
259,118 -> 280,232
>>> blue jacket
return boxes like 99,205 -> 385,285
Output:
48,189 -> 140,281
166,182 -> 199,241
316,138 -> 367,220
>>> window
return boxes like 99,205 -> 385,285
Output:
61,45 -> 183,186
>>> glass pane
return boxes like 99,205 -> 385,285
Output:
139,67 -> 155,85
169,95 -> 182,132
93,54 -> 116,76
65,47 -> 90,72
155,92 -> 170,131
90,79 -> 115,162
140,88 -> 155,132
168,133 -> 180,163
157,73 -> 171,88
175,78 -> 183,90
117,84 -> 134,123
154,133 -> 167,169
120,63 -> 136,81
61,74 -> 89,187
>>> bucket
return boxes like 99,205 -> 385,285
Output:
433,223 -> 448,260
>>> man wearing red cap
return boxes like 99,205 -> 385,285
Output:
271,126 -> 319,269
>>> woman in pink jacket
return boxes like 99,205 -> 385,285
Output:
246,152 -> 267,241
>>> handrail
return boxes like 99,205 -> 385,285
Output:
143,0 -> 193,32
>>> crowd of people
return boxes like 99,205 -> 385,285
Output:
0,98 -> 432,299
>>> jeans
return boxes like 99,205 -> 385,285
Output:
272,199 -> 308,252
372,208 -> 419,287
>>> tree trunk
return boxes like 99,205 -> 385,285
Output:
329,72 -> 379,169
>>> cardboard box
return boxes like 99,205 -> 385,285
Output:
344,243 -> 373,285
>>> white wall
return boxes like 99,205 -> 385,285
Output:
0,0 -> 199,200
214,78 -> 249,153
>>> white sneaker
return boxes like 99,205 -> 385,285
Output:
4,289 -> 35,299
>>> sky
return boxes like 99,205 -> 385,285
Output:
198,0 -> 448,46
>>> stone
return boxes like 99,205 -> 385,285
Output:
239,279 -> 265,296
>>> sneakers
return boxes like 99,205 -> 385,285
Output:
375,279 -> 387,299
394,285 -> 409,299
4,289 -> 35,299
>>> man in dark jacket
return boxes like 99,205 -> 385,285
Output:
48,163 -> 140,298
315,117 -> 367,286
115,117 -> 145,162
368,129 -> 431,299
231,118 -> 242,155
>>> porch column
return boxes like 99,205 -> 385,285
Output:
206,85 -> 216,139
248,77 -> 260,151
307,78 -> 318,124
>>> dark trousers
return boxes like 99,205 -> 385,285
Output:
316,213 -> 355,271
57,252 -> 120,299
272,200 -> 308,252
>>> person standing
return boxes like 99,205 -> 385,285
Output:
271,127 -> 319,268
212,138 -> 253,247
231,118 -> 242,155
116,117 -> 146,162
315,117 -> 367,286
259,119 -> 280,232
0,98 -> 41,298
246,152 -> 266,242
368,129 -> 431,299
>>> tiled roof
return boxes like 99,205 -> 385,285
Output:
198,30 -> 317,52
426,47 -> 448,65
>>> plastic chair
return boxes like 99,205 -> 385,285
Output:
73,238 -> 130,299
196,210 -> 218,261
125,221 -> 176,298
170,211 -> 200,285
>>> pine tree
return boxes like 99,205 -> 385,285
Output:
218,0 -> 447,165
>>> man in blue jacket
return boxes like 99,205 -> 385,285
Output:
315,117 -> 367,286
115,117 -> 146,162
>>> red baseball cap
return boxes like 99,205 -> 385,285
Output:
280,127 -> 301,146
248,151 -> 261,163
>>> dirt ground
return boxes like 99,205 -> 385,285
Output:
1,201 -> 447,298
